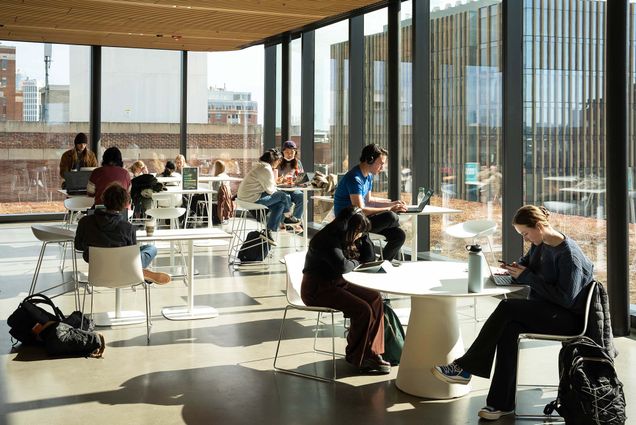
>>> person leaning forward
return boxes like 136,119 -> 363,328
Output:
59,132 -> 98,180
333,144 -> 406,261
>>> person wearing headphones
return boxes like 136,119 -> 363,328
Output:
333,144 -> 406,261
301,206 -> 389,374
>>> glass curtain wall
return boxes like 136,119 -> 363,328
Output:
429,0 -> 503,260
314,21 -> 349,223
289,38 -> 302,150
0,41 -> 89,214
628,1 -> 636,304
522,0 -> 607,285
276,44 -> 282,145
187,47 -> 263,189
400,1 -> 414,205
101,48 -> 180,174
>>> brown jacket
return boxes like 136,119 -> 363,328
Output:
59,148 -> 98,178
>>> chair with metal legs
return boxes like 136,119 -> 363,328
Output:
514,281 -> 598,419
228,199 -> 270,266
273,251 -> 344,382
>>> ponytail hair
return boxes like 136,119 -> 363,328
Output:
513,205 -> 551,228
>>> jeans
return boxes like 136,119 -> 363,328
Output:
289,190 -> 304,219
139,244 -> 157,269
255,191 -> 291,232
455,298 -> 581,411
367,211 -> 406,261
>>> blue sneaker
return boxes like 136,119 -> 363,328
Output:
431,361 -> 471,384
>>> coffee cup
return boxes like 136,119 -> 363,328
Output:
145,219 -> 156,236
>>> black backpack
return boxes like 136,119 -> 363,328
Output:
237,230 -> 270,262
544,336 -> 626,425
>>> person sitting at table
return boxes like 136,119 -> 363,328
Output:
333,143 -> 406,261
431,205 -> 596,421
59,132 -> 98,184
301,206 -> 389,374
128,160 -> 148,178
175,154 -> 188,174
276,140 -> 304,229
237,148 -> 294,246
87,146 -> 131,206
75,184 -> 171,285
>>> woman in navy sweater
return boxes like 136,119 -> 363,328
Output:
432,205 -> 594,421
301,206 -> 389,374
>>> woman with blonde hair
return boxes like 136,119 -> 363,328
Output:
432,205 -> 595,421
128,160 -> 148,178
174,154 -> 188,174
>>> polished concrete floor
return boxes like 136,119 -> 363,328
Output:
0,222 -> 634,425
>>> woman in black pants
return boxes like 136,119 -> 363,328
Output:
301,206 -> 390,374
432,205 -> 595,421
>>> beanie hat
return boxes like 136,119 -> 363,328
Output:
282,140 -> 297,150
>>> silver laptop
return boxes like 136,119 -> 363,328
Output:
401,189 -> 433,214
64,170 -> 92,195
481,253 -> 514,286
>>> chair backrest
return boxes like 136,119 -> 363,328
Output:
146,207 -> 186,220
445,219 -> 497,239
578,281 -> 598,337
284,251 -> 308,307
64,196 -> 94,211
31,225 -> 75,243
88,245 -> 145,288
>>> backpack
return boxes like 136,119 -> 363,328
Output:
382,300 -> 406,366
237,230 -> 270,262
131,174 -> 164,218
544,336 -> 626,425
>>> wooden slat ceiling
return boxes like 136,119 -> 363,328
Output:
0,0 -> 382,52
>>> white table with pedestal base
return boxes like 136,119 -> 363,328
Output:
343,261 -> 521,399
137,228 -> 232,320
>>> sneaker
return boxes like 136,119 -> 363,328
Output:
431,362 -> 471,384
477,406 -> 514,421
359,354 -> 391,374
259,230 -> 278,246
143,269 -> 171,285
283,216 -> 301,224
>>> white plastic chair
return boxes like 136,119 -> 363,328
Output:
84,245 -> 152,342
514,281 -> 598,419
30,225 -> 80,308
273,251 -> 343,382
146,207 -> 187,270
63,197 -> 95,229
228,199 -> 270,266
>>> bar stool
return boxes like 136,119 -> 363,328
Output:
30,225 -> 80,309
228,199 -> 269,265
63,197 -> 94,229
145,207 -> 187,273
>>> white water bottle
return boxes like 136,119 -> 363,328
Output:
466,244 -> 483,293
417,187 -> 426,204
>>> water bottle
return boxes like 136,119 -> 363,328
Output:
417,187 -> 427,204
466,244 -> 483,293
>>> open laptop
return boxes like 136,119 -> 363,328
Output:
400,188 -> 434,214
64,170 -> 92,195
278,171 -> 316,188
481,253 -> 514,286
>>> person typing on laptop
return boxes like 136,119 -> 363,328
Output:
59,132 -> 98,187
333,144 -> 406,261
432,205 -> 595,421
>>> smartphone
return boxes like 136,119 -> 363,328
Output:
498,259 -> 511,267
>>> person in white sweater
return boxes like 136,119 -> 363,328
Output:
237,149 -> 292,245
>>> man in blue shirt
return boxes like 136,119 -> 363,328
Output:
333,144 -> 406,261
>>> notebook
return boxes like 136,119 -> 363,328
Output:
481,253 -> 514,286
64,170 -> 92,195
400,189 -> 434,213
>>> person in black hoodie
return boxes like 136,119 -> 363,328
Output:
75,184 -> 171,285
301,206 -> 389,374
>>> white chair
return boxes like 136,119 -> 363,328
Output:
228,199 -> 270,266
83,245 -> 152,342
273,251 -> 343,382
63,197 -> 95,229
445,219 -> 498,321
514,281 -> 598,419
146,207 -> 187,271
30,225 -> 80,309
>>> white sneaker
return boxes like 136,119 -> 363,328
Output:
477,406 -> 514,421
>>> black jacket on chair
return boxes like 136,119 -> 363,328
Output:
584,282 -> 618,358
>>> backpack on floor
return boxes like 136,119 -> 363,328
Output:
544,336 -> 626,425
237,230 -> 270,262
382,299 -> 405,366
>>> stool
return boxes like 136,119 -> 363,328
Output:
229,200 -> 269,265
30,225 -> 80,309
146,207 -> 187,272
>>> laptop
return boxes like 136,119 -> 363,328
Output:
481,253 -> 514,286
278,172 -> 315,188
64,170 -> 92,195
400,188 -> 434,213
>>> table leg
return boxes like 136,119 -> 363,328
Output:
302,191 -> 308,248
396,296 -> 470,399
410,215 -> 418,262
161,240 -> 219,320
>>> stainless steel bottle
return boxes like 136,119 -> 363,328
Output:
466,244 -> 483,293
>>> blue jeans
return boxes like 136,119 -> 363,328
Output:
139,244 -> 157,269
256,191 -> 291,232
289,190 -> 304,219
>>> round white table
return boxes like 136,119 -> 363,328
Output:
343,260 -> 521,399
